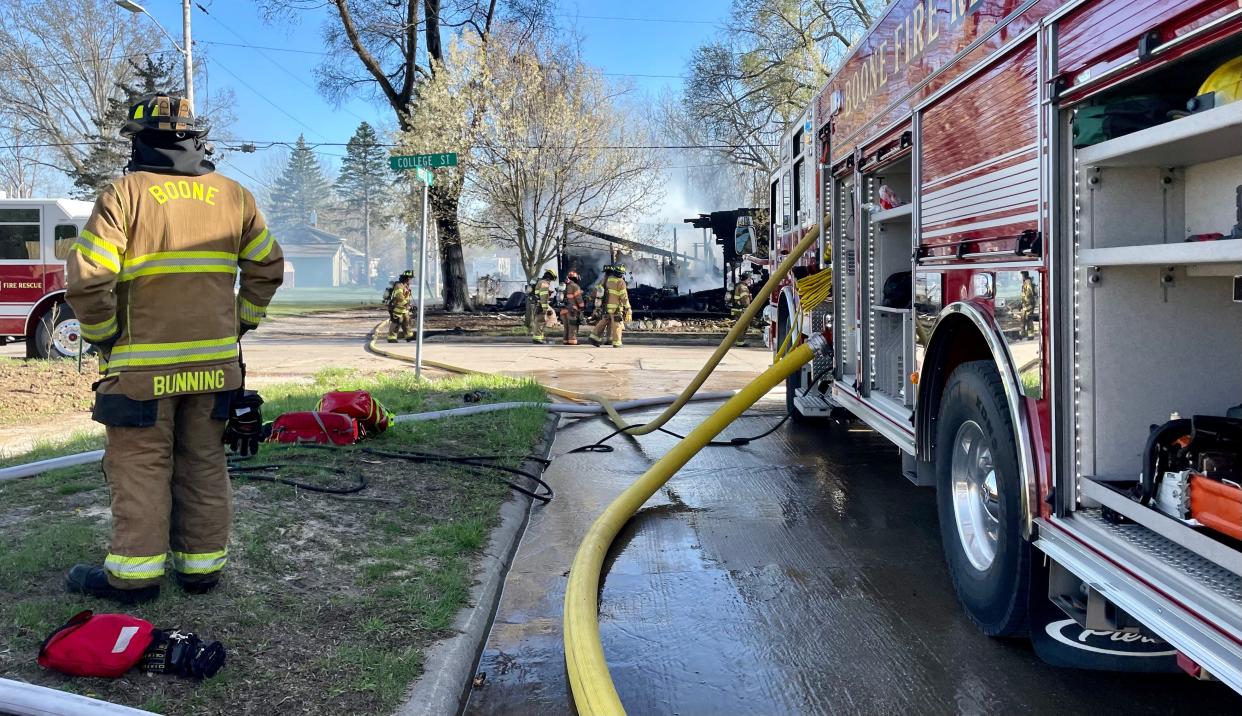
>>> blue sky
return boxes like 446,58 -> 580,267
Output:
134,0 -> 731,193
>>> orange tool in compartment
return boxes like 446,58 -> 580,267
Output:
1189,474 -> 1242,541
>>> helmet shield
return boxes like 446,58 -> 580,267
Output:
121,94 -> 205,138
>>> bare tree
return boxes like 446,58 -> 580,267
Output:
0,0 -> 146,179
261,0 -> 550,311
682,0 -> 878,180
399,30 -> 662,283
0,124 -> 49,197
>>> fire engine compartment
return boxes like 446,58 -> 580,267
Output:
1065,37 -> 1242,590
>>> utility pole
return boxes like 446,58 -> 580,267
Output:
415,179 -> 430,378
181,0 -> 193,109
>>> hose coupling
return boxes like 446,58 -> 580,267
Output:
807,330 -> 831,357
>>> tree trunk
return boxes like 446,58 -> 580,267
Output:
431,184 -> 472,312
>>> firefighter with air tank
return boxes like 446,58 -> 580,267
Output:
730,272 -> 755,346
387,270 -> 414,343
63,94 -> 284,604
529,269 -> 557,344
560,270 -> 586,345
589,263 -> 631,348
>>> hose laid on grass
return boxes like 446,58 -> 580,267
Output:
563,334 -> 828,715
0,393 -> 734,483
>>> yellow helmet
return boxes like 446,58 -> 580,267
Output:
1191,56 -> 1242,110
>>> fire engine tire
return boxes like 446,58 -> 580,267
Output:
33,303 -> 87,360
934,360 -> 1030,638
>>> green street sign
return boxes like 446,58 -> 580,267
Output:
390,152 -> 458,170
415,167 -> 434,186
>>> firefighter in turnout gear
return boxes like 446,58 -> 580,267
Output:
587,280 -> 606,320
731,273 -> 754,346
63,94 -> 284,604
560,271 -> 586,345
589,264 -> 631,347
387,271 -> 414,342
530,269 -> 556,344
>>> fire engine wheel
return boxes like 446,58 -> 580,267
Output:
934,360 -> 1030,637
34,303 -> 88,359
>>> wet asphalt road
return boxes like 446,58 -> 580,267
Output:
466,401 -> 1242,715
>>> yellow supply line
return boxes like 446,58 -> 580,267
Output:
563,334 -> 829,715
601,224 -> 820,435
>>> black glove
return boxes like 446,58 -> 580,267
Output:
223,390 -> 264,457
91,332 -> 119,360
141,630 -> 226,679
238,322 -> 256,339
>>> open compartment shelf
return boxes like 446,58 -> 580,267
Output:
869,204 -> 912,224
1079,238 -> 1242,266
1078,100 -> 1242,169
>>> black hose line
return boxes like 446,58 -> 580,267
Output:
567,367 -> 832,455
228,445 -> 553,503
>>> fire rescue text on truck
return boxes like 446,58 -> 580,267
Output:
767,0 -> 1242,691
0,199 -> 93,358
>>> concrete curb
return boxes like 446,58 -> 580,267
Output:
394,411 -> 560,716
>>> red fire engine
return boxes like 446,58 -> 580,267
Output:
0,198 -> 94,358
771,0 -> 1242,690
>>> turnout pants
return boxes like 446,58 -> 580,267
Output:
388,310 -> 412,340
561,309 -> 580,344
592,312 -> 624,346
101,392 -> 230,590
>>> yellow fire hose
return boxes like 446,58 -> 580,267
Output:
595,225 -> 820,434
563,333 -> 828,715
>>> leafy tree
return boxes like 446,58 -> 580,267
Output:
267,135 -> 334,232
334,122 -> 389,285
400,30 -> 663,283
72,55 -> 182,197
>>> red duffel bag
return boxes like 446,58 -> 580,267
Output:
268,411 -> 359,445
38,610 -> 154,678
317,390 -> 394,437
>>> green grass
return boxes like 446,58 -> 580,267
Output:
0,368 -> 548,715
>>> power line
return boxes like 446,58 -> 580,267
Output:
208,59 -> 330,142
556,13 -> 718,25
193,15 -> 373,126
0,138 -> 775,151
0,50 -> 177,75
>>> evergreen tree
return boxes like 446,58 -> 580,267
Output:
267,135 -> 333,232
334,122 -> 390,286
72,55 -> 182,198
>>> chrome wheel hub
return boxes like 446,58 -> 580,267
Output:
53,319 -> 85,357
950,420 -> 1001,571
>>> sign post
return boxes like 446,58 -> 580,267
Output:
391,153 -> 456,378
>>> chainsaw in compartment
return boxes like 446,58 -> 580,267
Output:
1134,414 -> 1242,541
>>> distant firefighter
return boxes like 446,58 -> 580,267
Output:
589,264 -> 631,348
561,271 -> 586,345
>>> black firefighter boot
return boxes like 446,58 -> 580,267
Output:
66,565 -> 160,605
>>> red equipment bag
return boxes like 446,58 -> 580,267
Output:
268,411 -> 359,445
317,390 -> 394,437
38,610 -> 155,678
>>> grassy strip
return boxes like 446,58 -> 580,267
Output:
0,368 -> 547,715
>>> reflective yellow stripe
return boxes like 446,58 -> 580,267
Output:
71,230 -> 121,273
237,296 -> 265,325
106,336 -> 238,369
119,251 -> 237,282
171,549 -> 228,575
240,228 -> 274,262
105,553 -> 166,580
79,314 -> 118,342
